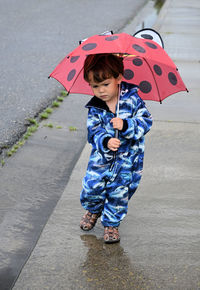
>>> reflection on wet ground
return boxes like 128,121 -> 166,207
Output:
79,234 -> 152,289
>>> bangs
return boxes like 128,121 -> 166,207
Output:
89,70 -> 113,83
84,54 -> 124,83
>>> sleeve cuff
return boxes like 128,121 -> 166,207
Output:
103,137 -> 111,149
121,119 -> 128,132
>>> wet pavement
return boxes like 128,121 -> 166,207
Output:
13,122 -> 200,288
1,0 -> 200,289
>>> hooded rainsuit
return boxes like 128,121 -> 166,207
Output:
80,82 -> 153,227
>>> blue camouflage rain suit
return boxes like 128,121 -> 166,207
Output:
80,82 -> 153,227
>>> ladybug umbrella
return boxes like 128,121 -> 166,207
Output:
49,32 -> 188,103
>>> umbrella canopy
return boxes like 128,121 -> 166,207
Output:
49,32 -> 187,102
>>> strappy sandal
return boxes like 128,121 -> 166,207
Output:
104,226 -> 120,243
80,211 -> 101,231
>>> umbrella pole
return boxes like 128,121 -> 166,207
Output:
110,86 -> 121,172
115,85 -> 121,138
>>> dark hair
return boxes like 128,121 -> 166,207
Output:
84,54 -> 124,83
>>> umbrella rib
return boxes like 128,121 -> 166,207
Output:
142,57 -> 162,103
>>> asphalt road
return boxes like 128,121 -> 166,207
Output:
0,0 -> 147,151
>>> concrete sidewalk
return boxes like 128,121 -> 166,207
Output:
9,0 -> 200,289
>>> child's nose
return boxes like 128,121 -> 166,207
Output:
99,86 -> 104,93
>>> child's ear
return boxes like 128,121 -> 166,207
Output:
117,74 -> 123,84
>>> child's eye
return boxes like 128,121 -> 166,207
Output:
104,83 -> 109,87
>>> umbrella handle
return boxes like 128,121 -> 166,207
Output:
109,129 -> 118,172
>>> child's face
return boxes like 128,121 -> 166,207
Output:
88,71 -> 122,103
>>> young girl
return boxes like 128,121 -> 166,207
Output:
80,54 -> 152,243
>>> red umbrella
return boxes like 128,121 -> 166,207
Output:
49,32 -> 188,102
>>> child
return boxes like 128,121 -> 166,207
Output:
80,54 -> 152,243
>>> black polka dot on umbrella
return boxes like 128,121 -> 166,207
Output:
105,35 -> 119,41
141,34 -> 153,40
67,69 -> 76,81
132,44 -> 146,53
70,56 -> 80,63
82,43 -> 97,51
139,81 -> 152,93
145,42 -> 158,49
168,72 -> 177,85
132,58 -> 143,66
153,64 -> 162,76
123,69 -> 134,80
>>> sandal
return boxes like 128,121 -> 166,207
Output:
80,211 -> 101,231
104,226 -> 120,243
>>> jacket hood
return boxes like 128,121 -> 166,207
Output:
85,81 -> 138,111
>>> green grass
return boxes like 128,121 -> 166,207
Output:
11,148 -> 17,153
1,159 -> 5,167
5,123 -> 39,158
69,126 -> 77,131
18,140 -> 25,146
57,96 -> 64,102
23,133 -> 30,140
60,90 -> 68,97
28,118 -> 38,125
6,150 -> 13,157
52,101 -> 60,108
45,107 -> 53,114
44,123 -> 54,128
28,125 -> 38,133
13,144 -> 19,150
40,112 -> 49,119
2,90 -> 70,163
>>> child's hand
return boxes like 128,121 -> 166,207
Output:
111,117 -> 123,131
107,138 -> 120,151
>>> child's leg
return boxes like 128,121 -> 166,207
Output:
100,170 -> 142,227
101,180 -> 129,227
101,179 -> 129,243
80,174 -> 106,214
80,174 -> 106,231
128,170 -> 142,200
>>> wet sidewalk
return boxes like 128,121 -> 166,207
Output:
9,0 -> 200,289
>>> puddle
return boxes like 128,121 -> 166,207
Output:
79,234 -> 154,289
